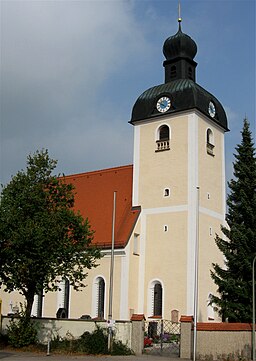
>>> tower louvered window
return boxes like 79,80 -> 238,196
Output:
170,65 -> 177,79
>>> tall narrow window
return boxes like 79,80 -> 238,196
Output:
97,277 -> 105,319
206,128 -> 215,156
153,283 -> 162,316
133,233 -> 140,255
31,291 -> 43,317
37,289 -> 43,317
56,278 -> 69,318
207,293 -> 215,320
188,67 -> 193,79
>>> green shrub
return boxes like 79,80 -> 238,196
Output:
7,316 -> 38,348
79,327 -> 108,354
49,326 -> 133,355
112,339 -> 133,355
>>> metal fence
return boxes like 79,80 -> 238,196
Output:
144,319 -> 180,357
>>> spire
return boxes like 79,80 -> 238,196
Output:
162,10 -> 197,83
178,1 -> 182,31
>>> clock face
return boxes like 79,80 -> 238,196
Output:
157,97 -> 171,113
208,101 -> 216,118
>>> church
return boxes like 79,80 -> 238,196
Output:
1,17 -> 228,323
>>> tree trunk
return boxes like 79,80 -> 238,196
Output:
25,291 -> 35,320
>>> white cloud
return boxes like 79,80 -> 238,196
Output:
0,0 -> 147,184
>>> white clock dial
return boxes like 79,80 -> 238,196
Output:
208,101 -> 216,118
157,97 -> 171,113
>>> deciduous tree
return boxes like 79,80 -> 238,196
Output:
0,150 -> 101,318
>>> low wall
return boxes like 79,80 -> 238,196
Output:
180,316 -> 253,360
196,323 -> 252,360
1,314 -> 145,355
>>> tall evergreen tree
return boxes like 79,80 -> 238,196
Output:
211,118 -> 256,322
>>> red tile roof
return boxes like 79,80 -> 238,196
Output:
64,165 -> 140,249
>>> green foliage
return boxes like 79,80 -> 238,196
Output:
6,312 -> 38,347
111,339 -> 133,355
0,149 -> 102,317
79,327 -> 108,354
211,119 -> 256,322
49,326 -> 133,355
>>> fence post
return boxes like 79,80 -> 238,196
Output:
130,314 -> 145,355
180,315 -> 193,359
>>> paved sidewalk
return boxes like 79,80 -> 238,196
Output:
0,350 -> 183,361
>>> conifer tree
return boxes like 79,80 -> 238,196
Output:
211,118 -> 256,322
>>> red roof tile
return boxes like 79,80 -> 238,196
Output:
64,165 -> 140,249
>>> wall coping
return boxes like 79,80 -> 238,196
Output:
180,315 -> 193,323
196,322 -> 252,331
131,314 -> 145,321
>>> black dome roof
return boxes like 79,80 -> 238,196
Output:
163,25 -> 197,61
130,22 -> 228,131
130,79 -> 228,130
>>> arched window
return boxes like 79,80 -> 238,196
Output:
153,283 -> 163,316
37,289 -> 43,317
156,125 -> 170,152
206,128 -> 214,144
56,278 -> 70,318
148,280 -> 163,317
159,125 -> 169,140
31,290 -> 44,317
206,128 -> 215,156
97,277 -> 105,319
92,276 -> 106,319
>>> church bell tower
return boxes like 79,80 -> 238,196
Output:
130,18 -> 228,321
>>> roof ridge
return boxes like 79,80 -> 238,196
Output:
63,164 -> 133,179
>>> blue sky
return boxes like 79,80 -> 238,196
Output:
1,0 -> 255,187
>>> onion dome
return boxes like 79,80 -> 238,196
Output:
130,20 -> 228,131
163,23 -> 197,61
